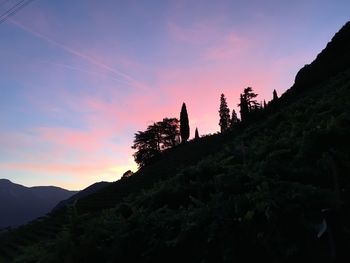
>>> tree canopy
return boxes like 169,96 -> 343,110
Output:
132,118 -> 180,167
239,87 -> 260,121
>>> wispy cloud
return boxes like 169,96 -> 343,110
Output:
167,19 -> 226,45
9,19 -> 147,90
36,60 -> 130,83
204,33 -> 249,61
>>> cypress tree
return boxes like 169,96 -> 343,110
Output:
195,127 -> 199,140
273,89 -> 278,101
180,102 -> 190,143
219,94 -> 230,133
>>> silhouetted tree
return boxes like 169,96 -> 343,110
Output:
264,100 -> 267,108
243,87 -> 259,111
132,128 -> 160,167
239,94 -> 249,122
195,127 -> 199,139
230,109 -> 239,128
121,170 -> 134,179
238,87 -> 259,121
219,94 -> 230,133
180,103 -> 190,143
273,89 -> 278,101
132,118 -> 180,167
158,118 -> 180,149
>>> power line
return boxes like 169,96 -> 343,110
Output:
0,0 -> 34,25
0,0 -> 33,23
0,0 -> 28,18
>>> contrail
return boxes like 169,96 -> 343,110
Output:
37,60 -> 132,85
10,20 -> 146,89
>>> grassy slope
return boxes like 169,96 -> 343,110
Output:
1,22 -> 350,263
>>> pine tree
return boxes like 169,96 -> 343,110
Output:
263,100 -> 267,108
239,94 -> 249,122
238,87 -> 259,121
230,109 -> 239,128
195,127 -> 199,139
219,94 -> 230,133
243,87 -> 258,111
273,89 -> 278,101
180,102 -> 190,143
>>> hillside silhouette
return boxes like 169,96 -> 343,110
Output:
52,181 -> 111,211
1,21 -> 350,262
293,21 -> 350,91
0,179 -> 76,229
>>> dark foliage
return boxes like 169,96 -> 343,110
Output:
230,109 -> 239,128
132,118 -> 180,167
122,170 -> 134,179
273,89 -> 278,101
53,182 -> 110,211
239,93 -> 249,121
219,94 -> 230,132
180,103 -> 190,143
239,87 -> 261,122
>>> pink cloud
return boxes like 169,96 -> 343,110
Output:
34,127 -> 110,153
167,18 -> 227,44
1,162 -> 108,176
204,33 -> 249,61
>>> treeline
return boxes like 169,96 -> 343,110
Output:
132,87 -> 279,167
219,87 -> 279,132
131,103 -> 193,167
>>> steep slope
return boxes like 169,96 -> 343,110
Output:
293,21 -> 350,91
1,21 -> 350,263
53,181 -> 110,211
0,179 -> 77,229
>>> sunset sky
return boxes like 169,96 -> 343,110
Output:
0,0 -> 349,190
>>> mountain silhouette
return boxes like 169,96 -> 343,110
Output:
0,179 -> 77,229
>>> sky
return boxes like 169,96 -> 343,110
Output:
0,0 -> 349,190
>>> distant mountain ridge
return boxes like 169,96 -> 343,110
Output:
0,179 -> 77,229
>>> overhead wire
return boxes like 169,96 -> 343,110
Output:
0,0 -> 34,25
0,0 -> 142,89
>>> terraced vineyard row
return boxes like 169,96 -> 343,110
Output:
0,211 -> 69,262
